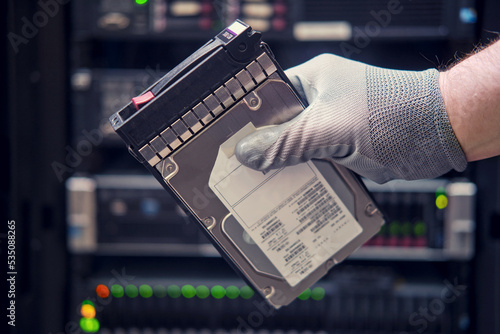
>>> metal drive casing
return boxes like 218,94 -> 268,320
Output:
110,20 -> 385,308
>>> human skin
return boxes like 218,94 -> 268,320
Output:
439,40 -> 500,162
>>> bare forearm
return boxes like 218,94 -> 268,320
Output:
439,40 -> 500,161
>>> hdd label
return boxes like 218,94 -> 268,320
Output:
210,133 -> 363,287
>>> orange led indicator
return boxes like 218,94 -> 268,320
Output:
80,304 -> 96,319
96,284 -> 110,298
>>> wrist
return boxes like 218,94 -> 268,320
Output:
439,41 -> 500,162
438,68 -> 470,160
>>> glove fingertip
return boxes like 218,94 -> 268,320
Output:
234,136 -> 264,169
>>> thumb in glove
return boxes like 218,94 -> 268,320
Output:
234,54 -> 466,183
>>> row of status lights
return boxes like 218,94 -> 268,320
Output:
95,284 -> 326,301
365,187 -> 448,247
80,285 -> 325,333
96,284 -> 253,300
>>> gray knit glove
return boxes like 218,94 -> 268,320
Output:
235,54 -> 467,183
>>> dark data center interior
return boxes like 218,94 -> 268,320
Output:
4,1 -> 500,334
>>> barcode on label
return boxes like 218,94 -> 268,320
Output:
284,242 -> 306,263
295,181 -> 342,235
261,218 -> 283,240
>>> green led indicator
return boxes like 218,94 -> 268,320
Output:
80,318 -> 99,333
139,285 -> 153,298
401,221 -> 412,236
135,0 -> 148,5
311,287 -> 325,301
196,285 -> 210,299
435,194 -> 448,209
211,285 -> 226,299
414,221 -> 426,236
226,285 -> 240,299
435,186 -> 448,209
110,284 -> 124,298
389,221 -> 400,236
125,285 -> 138,298
153,285 -> 167,298
298,288 -> 311,300
240,286 -> 254,299
167,285 -> 181,298
181,285 -> 196,298
81,300 -> 95,307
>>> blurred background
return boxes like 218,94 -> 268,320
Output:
4,0 -> 500,333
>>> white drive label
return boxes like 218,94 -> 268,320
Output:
209,124 -> 362,287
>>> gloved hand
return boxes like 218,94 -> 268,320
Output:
235,54 -> 467,183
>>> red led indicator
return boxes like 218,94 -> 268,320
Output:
96,284 -> 109,298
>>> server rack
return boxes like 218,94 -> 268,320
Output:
5,1 -> 500,333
